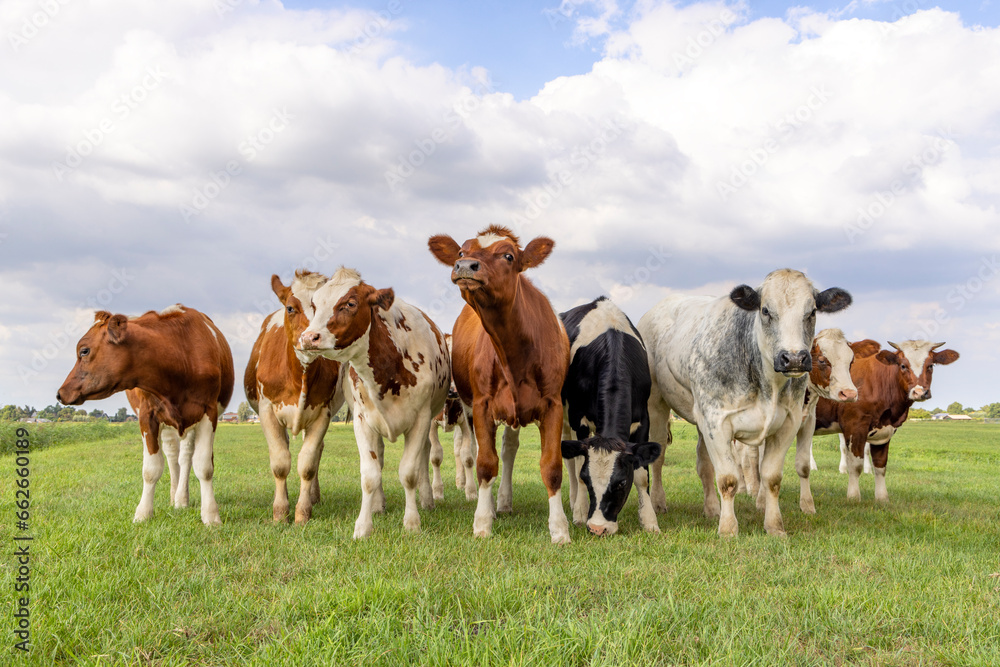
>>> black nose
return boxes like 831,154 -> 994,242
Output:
775,350 -> 811,373
455,259 -> 480,273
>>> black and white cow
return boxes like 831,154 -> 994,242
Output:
638,270 -> 851,537
559,297 -> 662,536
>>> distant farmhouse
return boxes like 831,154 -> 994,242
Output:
932,413 -> 974,421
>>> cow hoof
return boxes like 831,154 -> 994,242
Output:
173,494 -> 190,509
403,514 -> 421,533
433,490 -> 445,502
310,488 -> 321,505
875,495 -> 889,504
464,488 -> 478,502
273,504 -> 289,522
799,499 -> 816,514
353,520 -> 374,539
551,532 -> 571,545
420,497 -> 435,511
718,517 -> 738,537
704,506 -> 721,519
765,525 -> 787,538
133,505 -> 154,523
294,508 -> 311,525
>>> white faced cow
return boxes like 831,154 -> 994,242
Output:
735,329 -> 880,513
559,297 -> 662,536
429,334 -> 478,502
244,270 -> 345,524
57,306 -> 234,525
638,269 -> 851,537
297,267 -> 450,538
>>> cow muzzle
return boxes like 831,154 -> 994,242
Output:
910,386 -> 930,401
774,350 -> 811,376
298,331 -> 324,351
587,519 -> 618,536
452,259 -> 483,287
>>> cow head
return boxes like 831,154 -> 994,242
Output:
272,270 -> 328,355
296,267 -> 394,362
56,311 -> 136,405
809,330 -> 880,402
428,225 -> 554,306
876,340 -> 959,402
561,437 -> 661,536
730,269 -> 851,377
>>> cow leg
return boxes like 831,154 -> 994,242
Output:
869,443 -> 890,502
453,424 -> 466,490
695,434 -> 721,519
472,409 -> 499,538
400,413 -> 434,533
373,435 -> 386,514
741,442 -> 760,499
647,393 -> 672,514
134,430 -> 164,523
496,426 -> 520,513
429,423 -> 445,501
458,414 -> 477,501
352,420 -> 383,539
733,441 -> 748,495
633,466 -> 660,533
295,409 -> 330,524
796,412 -> 817,514
418,427 -> 435,510
539,405 -> 571,544
700,431 -> 739,537
863,441 -> 873,474
844,432 -> 865,501
838,433 -> 849,474
758,426 -> 795,537
191,415 -> 220,525
160,426 -> 182,507
260,405 -> 291,522
311,439 -> 323,505
175,429 -> 195,508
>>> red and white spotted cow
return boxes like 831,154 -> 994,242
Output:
244,270 -> 345,524
297,267 -> 450,538
428,225 -> 572,544
429,334 -> 478,502
57,306 -> 234,525
817,340 -> 959,502
735,329 -> 880,513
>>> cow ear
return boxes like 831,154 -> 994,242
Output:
630,442 -> 662,466
816,287 -> 852,313
107,314 -> 128,344
94,310 -> 113,324
730,285 -> 760,311
520,237 -> 555,270
368,287 -> 394,311
851,339 -> 881,359
271,274 -> 291,303
561,440 -> 586,460
876,350 -> 899,365
933,349 -> 959,365
428,235 -> 462,266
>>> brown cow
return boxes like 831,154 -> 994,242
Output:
244,270 -> 344,524
428,225 -> 572,543
815,340 -> 959,502
57,305 -> 234,525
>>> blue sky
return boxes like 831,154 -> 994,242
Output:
1,0 -> 998,414
278,1 -> 1000,99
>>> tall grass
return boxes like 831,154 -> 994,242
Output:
0,420 -> 140,455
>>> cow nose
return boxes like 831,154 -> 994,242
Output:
56,391 -> 64,404
455,259 -> 480,273
299,331 -> 322,349
776,350 -> 811,372
587,523 -> 607,536
838,388 -> 858,402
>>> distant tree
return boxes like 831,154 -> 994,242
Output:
909,408 -> 932,420
930,407 -> 944,415
112,407 -> 129,422
89,409 -> 108,420
984,403 -> 1000,419
58,407 -> 76,421
946,401 -> 963,415
237,401 -> 252,423
0,405 -> 21,421
75,409 -> 88,417
39,405 -> 60,420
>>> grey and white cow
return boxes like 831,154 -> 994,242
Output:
638,269 -> 851,537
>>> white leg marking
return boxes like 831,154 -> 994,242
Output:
192,416 -> 220,525
134,435 -> 164,523
474,477 -> 496,538
548,493 -> 571,545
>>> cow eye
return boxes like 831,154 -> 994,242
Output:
79,347 -> 90,358
901,364 -> 908,371
808,309 -> 817,318
504,253 -> 514,262
458,251 -> 464,258
286,305 -> 296,315
761,307 -> 771,318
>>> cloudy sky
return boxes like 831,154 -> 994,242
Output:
1,0 -> 998,416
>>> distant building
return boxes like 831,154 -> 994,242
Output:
220,412 -> 239,423
932,413 -> 973,421
18,417 -> 51,423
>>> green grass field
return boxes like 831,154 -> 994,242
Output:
3,420 -> 999,666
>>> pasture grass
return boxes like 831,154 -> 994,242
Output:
2,420 -> 999,665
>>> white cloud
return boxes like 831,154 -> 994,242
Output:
1,0 -> 998,412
